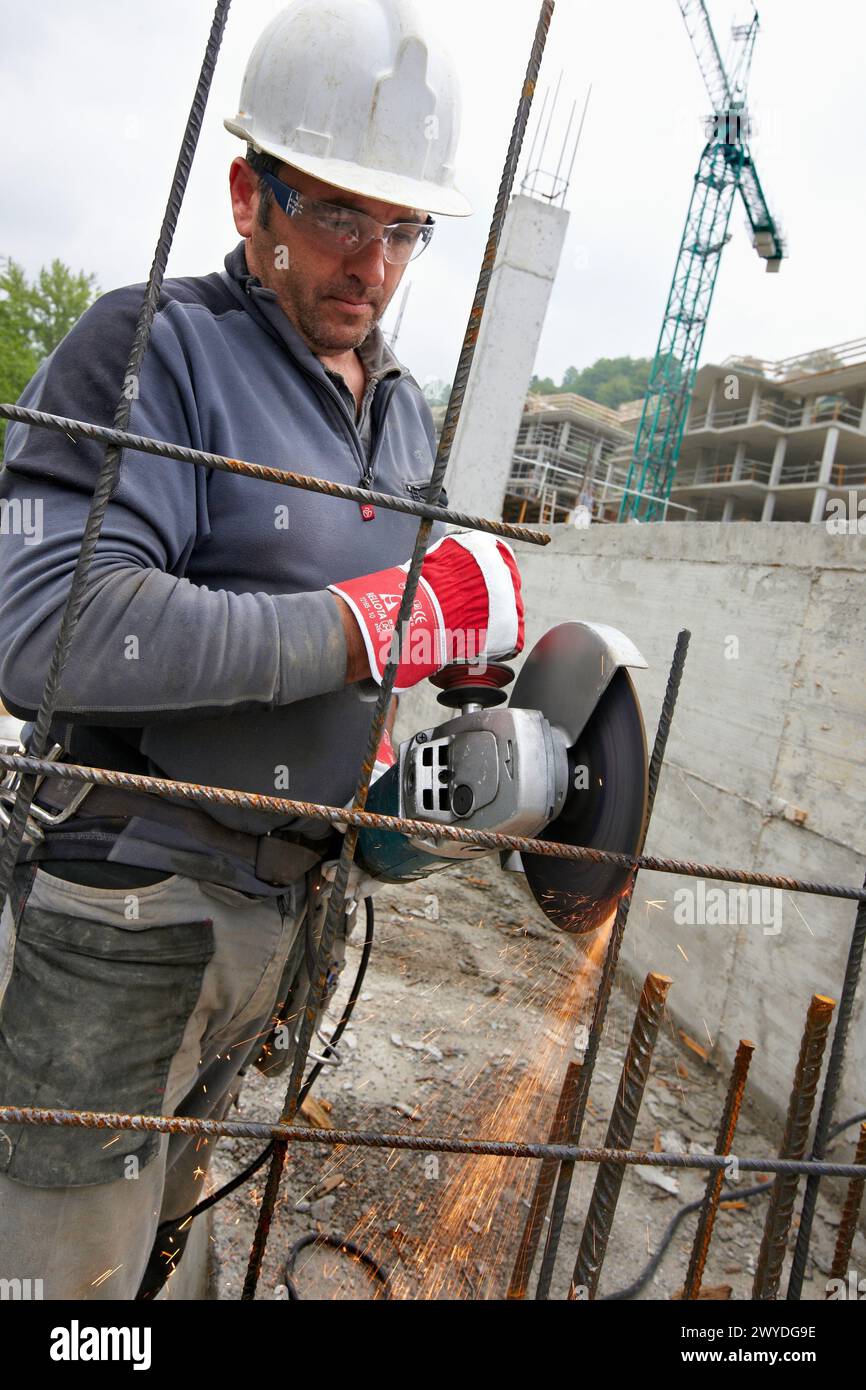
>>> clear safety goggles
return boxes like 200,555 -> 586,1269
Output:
258,171 -> 435,265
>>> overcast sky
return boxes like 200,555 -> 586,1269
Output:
2,0 -> 863,391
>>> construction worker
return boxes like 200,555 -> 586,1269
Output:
0,0 -> 524,1300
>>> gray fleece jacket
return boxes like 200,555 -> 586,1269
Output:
0,243 -> 444,889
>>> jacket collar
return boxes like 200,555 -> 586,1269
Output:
222,241 -> 403,384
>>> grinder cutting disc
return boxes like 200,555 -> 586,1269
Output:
514,653 -> 648,934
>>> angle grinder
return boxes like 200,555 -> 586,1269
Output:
356,622 -> 649,932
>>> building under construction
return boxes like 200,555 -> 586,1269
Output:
436,336 -> 866,527
670,339 -> 866,522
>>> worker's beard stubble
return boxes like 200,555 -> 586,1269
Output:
250,222 -> 388,355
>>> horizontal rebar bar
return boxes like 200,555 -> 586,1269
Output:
0,404 -> 549,547
3,751 -> 864,905
1,1105 -> 864,1177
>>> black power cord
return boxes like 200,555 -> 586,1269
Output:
601,1111 -> 866,1301
144,899 -> 375,1243
282,1231 -> 391,1300
600,1180 -> 773,1300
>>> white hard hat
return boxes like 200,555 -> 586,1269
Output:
225,0 -> 472,217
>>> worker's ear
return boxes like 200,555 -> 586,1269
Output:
229,157 -> 260,239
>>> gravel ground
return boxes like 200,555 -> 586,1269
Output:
198,860 -> 863,1301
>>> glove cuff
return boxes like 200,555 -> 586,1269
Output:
329,567 -> 446,689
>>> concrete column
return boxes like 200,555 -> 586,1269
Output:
747,385 -> 762,424
801,397 -> 814,427
731,442 -> 747,481
809,427 -> 840,524
705,377 -> 719,428
600,451 -> 615,509
722,496 -> 736,522
859,392 -> 866,432
761,437 -> 787,522
444,194 -> 570,520
587,435 -> 604,488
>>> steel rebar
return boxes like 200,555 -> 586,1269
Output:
507,1061 -> 583,1299
0,0 -> 233,919
752,994 -> 836,1300
786,883 -> 866,1298
4,752 -> 864,906
570,972 -> 673,1298
1,1105 -> 864,1177
242,0 -> 557,1299
534,629 -> 691,1299
682,1039 -> 755,1298
0,404 -> 550,547
827,1123 -> 866,1288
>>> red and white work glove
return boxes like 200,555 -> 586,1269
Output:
328,532 -> 525,692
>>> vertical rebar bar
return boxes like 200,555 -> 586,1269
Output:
0,0 -> 233,918
570,972 -> 673,1299
242,0 -> 556,1299
786,883 -> 866,1299
752,994 -> 836,1300
533,628 -> 691,1299
827,1122 -> 866,1290
506,1061 -> 583,1299
682,1039 -> 755,1298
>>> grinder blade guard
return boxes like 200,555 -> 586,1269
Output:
508,623 -> 649,933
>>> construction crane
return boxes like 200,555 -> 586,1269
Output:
619,1 -> 785,521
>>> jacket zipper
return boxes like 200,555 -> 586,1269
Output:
285,351 -> 404,492
363,376 -> 402,487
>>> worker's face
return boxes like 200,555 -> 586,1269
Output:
230,157 -> 423,355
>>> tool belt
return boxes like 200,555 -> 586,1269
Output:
0,740 -> 330,888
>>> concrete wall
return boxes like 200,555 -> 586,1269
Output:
443,194 -> 569,520
395,523 -> 866,1129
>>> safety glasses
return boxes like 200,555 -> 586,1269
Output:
258,171 -> 435,265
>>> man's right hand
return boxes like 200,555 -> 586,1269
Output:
329,531 -> 525,692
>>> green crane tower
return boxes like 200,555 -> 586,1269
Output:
619,1 -> 785,521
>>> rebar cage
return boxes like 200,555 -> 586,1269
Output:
0,0 -> 863,1302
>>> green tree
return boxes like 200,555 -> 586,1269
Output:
27,259 -> 99,358
0,257 -> 99,446
530,357 -> 653,408
529,374 -> 557,395
0,261 -> 38,431
559,364 -> 582,393
570,356 -> 652,407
